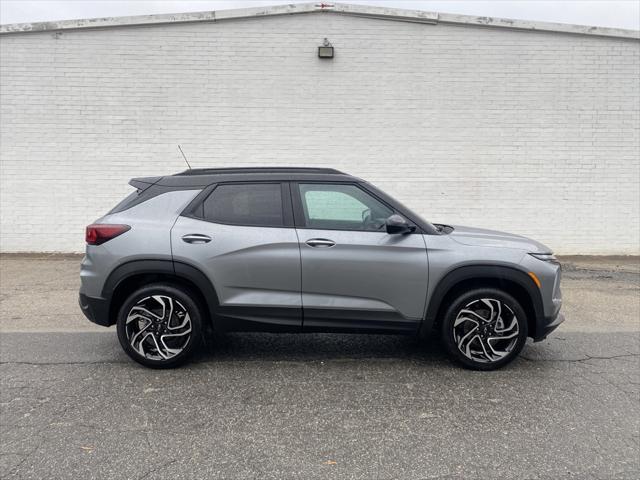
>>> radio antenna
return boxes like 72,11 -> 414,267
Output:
178,145 -> 192,170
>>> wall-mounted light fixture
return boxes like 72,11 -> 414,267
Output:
318,38 -> 334,58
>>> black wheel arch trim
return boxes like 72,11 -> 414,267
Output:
420,264 -> 545,339
102,259 -> 219,327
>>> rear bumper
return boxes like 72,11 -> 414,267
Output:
533,311 -> 565,342
79,293 -> 111,327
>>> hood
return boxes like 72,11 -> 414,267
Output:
448,225 -> 551,253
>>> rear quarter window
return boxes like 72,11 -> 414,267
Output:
108,189 -> 141,214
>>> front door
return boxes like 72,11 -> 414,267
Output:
171,182 -> 302,331
292,182 -> 429,332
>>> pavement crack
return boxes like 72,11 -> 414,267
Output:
137,458 -> 178,480
521,353 -> 640,363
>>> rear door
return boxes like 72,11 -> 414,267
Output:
171,182 -> 302,331
292,182 -> 429,332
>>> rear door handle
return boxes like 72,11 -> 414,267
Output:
305,238 -> 336,248
182,234 -> 211,244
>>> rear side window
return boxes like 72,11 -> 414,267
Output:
202,183 -> 284,227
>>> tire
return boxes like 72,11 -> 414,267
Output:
116,283 -> 203,369
440,288 -> 528,371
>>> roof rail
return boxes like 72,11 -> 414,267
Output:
175,167 -> 344,176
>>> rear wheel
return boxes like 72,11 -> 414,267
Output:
441,288 -> 528,370
116,283 -> 202,368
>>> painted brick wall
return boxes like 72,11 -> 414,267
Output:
1,13 -> 639,254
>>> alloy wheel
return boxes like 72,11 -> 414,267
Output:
125,295 -> 192,361
452,298 -> 520,363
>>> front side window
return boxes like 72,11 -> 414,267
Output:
298,183 -> 393,231
203,183 -> 284,227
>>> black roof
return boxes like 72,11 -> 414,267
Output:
131,166 -> 355,188
175,167 -> 344,176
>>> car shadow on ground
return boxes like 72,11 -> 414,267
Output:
197,332 -> 448,364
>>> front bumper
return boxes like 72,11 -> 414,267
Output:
79,293 -> 111,327
533,311 -> 565,342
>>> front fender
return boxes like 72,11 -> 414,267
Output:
420,264 -> 544,339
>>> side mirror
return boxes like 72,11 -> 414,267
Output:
385,214 -> 414,234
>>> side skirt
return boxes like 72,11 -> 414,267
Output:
216,306 -> 420,335
302,308 -> 420,335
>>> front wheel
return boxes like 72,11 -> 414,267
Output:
441,288 -> 528,371
116,283 -> 203,368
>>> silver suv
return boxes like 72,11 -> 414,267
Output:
79,167 -> 563,370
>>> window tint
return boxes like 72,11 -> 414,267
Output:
203,183 -> 284,227
298,184 -> 393,231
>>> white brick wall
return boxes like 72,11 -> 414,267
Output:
1,13 -> 639,254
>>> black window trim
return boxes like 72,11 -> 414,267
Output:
290,180 -> 422,233
180,181 -> 295,229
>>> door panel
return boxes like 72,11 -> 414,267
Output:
292,182 -> 429,331
171,215 -> 302,330
298,228 -> 429,329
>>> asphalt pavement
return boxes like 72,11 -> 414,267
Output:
0,255 -> 639,479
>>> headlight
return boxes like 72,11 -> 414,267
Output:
529,253 -> 560,264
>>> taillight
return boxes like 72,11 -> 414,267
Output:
85,224 -> 131,245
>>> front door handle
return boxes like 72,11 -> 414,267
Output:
305,238 -> 336,248
182,234 -> 212,244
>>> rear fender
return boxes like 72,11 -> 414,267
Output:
102,260 -> 219,327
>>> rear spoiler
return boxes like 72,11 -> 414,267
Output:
129,176 -> 162,192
